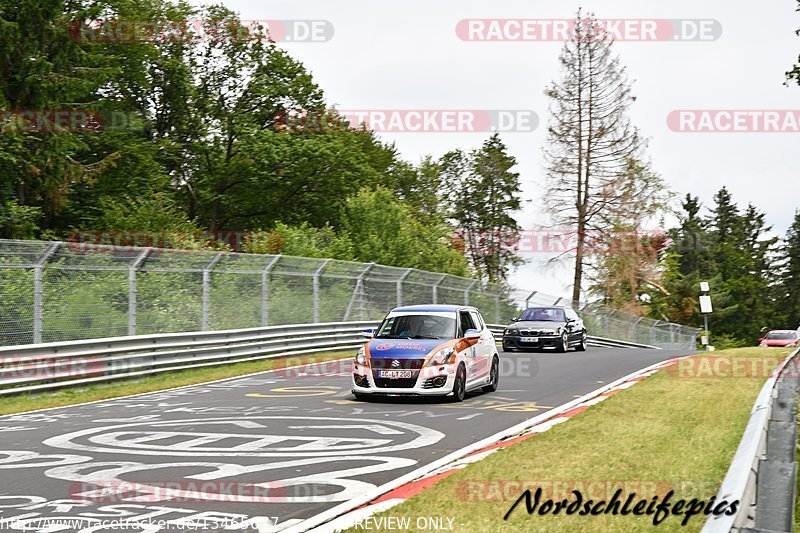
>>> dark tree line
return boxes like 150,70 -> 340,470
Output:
0,0 -> 523,282
644,189 -> 799,347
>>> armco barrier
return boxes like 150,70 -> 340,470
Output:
0,321 -> 379,396
0,322 -> 656,397
701,347 -> 800,532
486,325 -> 659,350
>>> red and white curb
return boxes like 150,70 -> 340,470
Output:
299,355 -> 689,533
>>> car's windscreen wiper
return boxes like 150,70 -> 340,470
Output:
375,335 -> 411,339
410,335 -> 440,339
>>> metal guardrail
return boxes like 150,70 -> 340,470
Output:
486,325 -> 659,350
0,321 -> 659,397
701,347 -> 800,533
0,321 -> 379,396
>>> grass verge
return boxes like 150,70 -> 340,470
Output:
346,347 -> 792,533
0,350 -> 353,415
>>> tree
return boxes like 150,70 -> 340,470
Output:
776,211 -> 800,328
646,189 -> 779,345
340,187 -> 469,275
543,10 -> 646,302
587,158 -> 673,311
443,134 -> 522,283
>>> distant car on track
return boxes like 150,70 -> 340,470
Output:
351,305 -> 499,402
759,330 -> 799,348
502,306 -> 587,353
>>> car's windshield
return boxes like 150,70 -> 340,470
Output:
518,307 -> 566,322
766,331 -> 797,340
375,314 -> 456,339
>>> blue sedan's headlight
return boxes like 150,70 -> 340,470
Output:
427,347 -> 455,367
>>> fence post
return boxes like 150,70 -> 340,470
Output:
495,290 -> 501,323
525,291 -> 537,308
650,320 -> 661,346
312,259 -> 330,323
432,275 -> 446,304
344,262 -> 374,321
396,268 -> 413,307
32,243 -> 60,344
464,279 -> 478,306
128,248 -> 151,336
260,255 -> 281,327
201,252 -> 223,331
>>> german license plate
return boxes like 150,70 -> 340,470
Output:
379,370 -> 412,379
521,337 -> 539,343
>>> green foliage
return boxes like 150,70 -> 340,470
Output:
244,222 -> 354,260
340,187 -> 470,276
646,188 -> 782,345
775,211 -> 800,328
0,0 -> 482,279
0,200 -> 41,238
96,193 -> 198,232
441,134 -> 522,282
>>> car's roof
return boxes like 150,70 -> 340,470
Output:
524,306 -> 569,310
768,330 -> 798,333
391,304 -> 470,313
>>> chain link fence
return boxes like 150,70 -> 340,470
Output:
0,239 -> 699,348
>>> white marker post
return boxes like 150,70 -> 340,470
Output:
699,282 -> 713,351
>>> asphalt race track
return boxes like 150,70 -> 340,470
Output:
0,346 -> 689,532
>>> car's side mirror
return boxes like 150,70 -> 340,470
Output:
567,317 -> 576,323
464,329 -> 481,339
511,316 -> 519,322
361,329 -> 374,338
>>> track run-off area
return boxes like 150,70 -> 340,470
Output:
0,345 -> 689,532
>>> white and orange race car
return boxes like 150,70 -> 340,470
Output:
351,305 -> 499,402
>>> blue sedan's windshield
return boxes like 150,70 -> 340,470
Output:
518,307 -> 566,322
375,314 -> 456,340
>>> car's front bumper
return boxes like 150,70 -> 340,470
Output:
352,363 -> 457,396
502,334 -> 562,350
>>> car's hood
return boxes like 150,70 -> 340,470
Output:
509,321 -> 566,330
367,338 -> 445,359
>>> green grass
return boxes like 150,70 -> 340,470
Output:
0,350 -> 353,415
346,347 -> 792,533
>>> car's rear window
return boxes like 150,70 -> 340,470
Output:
766,331 -> 797,340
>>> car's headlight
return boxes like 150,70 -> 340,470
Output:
355,347 -> 367,365
540,329 -> 558,335
506,329 -> 518,335
427,347 -> 455,367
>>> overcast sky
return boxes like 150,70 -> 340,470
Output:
201,0 -> 800,296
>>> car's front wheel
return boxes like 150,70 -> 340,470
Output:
482,356 -> 499,393
450,364 -> 467,402
575,331 -> 588,352
556,332 -> 569,353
